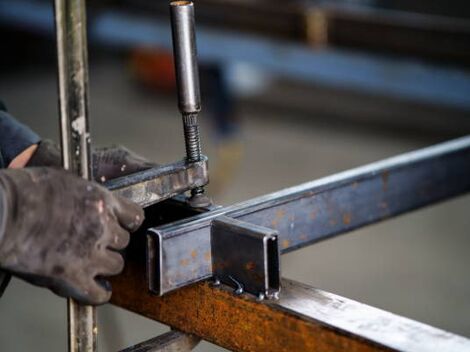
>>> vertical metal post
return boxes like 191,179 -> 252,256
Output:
54,0 -> 96,351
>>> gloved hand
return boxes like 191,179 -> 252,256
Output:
92,145 -> 156,183
0,167 -> 144,305
27,140 -> 156,182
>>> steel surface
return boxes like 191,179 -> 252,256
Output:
148,136 -> 470,294
170,1 -> 201,115
210,216 -> 280,299
106,158 -> 209,207
54,0 -> 96,350
110,256 -> 470,352
119,330 -> 200,352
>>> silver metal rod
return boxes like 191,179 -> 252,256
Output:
170,1 -> 209,207
54,0 -> 96,351
170,1 -> 201,115
170,0 -> 202,163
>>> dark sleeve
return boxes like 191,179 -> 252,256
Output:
0,110 -> 41,167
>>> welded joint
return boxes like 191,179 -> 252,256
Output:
147,215 -> 281,299
210,216 -> 280,300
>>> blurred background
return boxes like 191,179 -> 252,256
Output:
0,0 -> 469,350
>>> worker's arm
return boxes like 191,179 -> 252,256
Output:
0,101 -> 154,179
0,167 -> 144,305
0,108 -> 40,169
0,103 -> 149,303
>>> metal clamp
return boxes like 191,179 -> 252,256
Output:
106,157 -> 209,207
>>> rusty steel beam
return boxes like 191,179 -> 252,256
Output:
110,254 -> 470,352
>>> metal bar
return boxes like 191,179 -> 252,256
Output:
170,1 -> 209,207
110,255 -> 470,352
170,1 -> 201,118
54,0 -> 96,351
106,157 -> 209,207
119,330 -> 200,352
148,136 -> 470,294
95,0 -> 470,65
4,0 -> 470,110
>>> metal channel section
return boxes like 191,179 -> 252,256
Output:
54,0 -> 96,351
210,216 -> 280,299
110,259 -> 470,351
148,136 -> 470,295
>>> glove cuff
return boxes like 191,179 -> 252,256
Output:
26,140 -> 62,168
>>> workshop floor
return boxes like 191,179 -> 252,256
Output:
0,57 -> 469,351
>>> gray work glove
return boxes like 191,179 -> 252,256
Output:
0,167 -> 144,305
27,140 -> 155,182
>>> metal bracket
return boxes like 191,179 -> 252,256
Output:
106,157 -> 209,207
211,216 -> 280,299
147,215 -> 281,299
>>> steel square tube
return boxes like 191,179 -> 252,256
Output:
148,136 -> 470,295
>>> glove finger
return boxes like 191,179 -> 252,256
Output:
106,220 -> 131,251
13,270 -> 107,305
49,272 -> 112,306
93,146 -> 156,182
79,278 -> 112,306
95,250 -> 125,276
111,195 -> 144,232
60,272 -> 112,306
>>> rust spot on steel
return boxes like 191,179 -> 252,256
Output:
204,251 -> 211,262
110,259 -> 389,352
191,250 -> 198,259
282,239 -> 290,249
276,209 -> 286,219
180,259 -> 190,267
381,170 -> 389,192
342,213 -> 352,225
